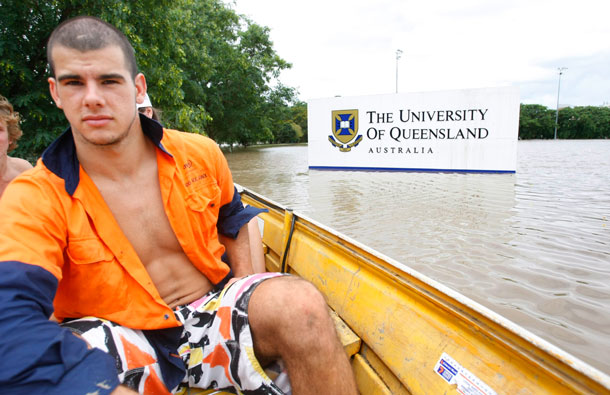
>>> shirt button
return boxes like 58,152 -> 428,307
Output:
164,314 -> 169,320
210,203 -> 215,207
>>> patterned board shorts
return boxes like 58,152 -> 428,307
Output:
61,272 -> 290,394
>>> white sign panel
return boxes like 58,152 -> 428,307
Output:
308,87 -> 519,173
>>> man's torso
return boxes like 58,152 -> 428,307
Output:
89,139 -> 214,309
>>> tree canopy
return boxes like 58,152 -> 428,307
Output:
519,104 -> 610,139
1,0 -> 303,161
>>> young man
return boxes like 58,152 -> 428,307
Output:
0,16 -> 357,395
0,95 -> 32,197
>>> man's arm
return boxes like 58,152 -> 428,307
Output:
0,262 -> 121,393
211,143 -> 266,278
111,386 -> 138,394
0,179 -> 120,394
218,221 -> 253,278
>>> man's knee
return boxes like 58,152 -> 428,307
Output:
284,278 -> 330,329
249,276 -> 335,346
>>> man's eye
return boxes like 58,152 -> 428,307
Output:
65,80 -> 82,86
102,80 -> 119,85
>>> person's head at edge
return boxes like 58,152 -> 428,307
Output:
46,16 -> 148,147
0,95 -> 23,153
137,93 -> 161,122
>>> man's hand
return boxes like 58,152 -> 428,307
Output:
225,276 -> 244,288
111,385 -> 138,394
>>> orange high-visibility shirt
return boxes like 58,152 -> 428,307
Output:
0,117 -> 252,330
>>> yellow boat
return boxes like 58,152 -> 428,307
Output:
236,186 -> 610,395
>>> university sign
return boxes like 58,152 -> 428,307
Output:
308,87 -> 519,172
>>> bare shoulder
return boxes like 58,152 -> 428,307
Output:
8,156 -> 33,173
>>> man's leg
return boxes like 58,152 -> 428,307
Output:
248,276 -> 358,395
177,273 -> 288,394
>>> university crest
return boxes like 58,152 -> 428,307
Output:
329,109 -> 363,152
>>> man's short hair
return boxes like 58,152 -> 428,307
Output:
47,16 -> 138,78
0,95 -> 23,152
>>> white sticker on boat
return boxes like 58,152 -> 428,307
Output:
434,352 -> 497,395
257,216 -> 265,236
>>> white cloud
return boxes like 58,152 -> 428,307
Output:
228,0 -> 610,107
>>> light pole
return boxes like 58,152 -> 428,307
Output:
554,67 -> 567,139
395,49 -> 403,93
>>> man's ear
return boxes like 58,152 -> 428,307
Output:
135,73 -> 147,106
48,77 -> 63,109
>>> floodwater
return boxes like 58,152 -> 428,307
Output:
224,140 -> 610,374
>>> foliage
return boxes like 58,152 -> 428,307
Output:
518,104 -> 555,139
289,101 -> 308,142
1,0 -> 66,162
519,104 -> 610,140
1,0 -> 301,160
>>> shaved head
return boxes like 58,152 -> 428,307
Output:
47,16 -> 138,78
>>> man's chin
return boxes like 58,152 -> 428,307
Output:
81,132 -> 127,147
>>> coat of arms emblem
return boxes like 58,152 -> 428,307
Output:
329,109 -> 362,152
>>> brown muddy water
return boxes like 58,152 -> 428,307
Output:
225,140 -> 610,374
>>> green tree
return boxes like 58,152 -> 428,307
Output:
1,0 -> 297,160
1,0 -> 189,159
201,16 -> 292,146
290,101 -> 308,142
1,1 -> 66,161
518,104 -> 555,139
264,84 -> 299,144
519,103 -> 610,140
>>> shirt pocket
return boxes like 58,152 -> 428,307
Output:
66,237 -> 114,264
59,237 -> 127,318
186,179 -> 221,213
185,180 -> 222,241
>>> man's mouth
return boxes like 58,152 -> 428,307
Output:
83,115 -> 112,127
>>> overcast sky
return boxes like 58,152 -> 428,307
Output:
227,0 -> 610,108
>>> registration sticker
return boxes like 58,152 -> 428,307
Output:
434,352 -> 497,395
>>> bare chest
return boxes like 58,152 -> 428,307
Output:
98,176 -> 181,265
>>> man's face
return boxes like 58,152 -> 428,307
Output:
48,44 -> 147,147
0,118 -> 9,157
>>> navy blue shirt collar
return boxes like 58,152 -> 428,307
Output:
42,114 -> 170,196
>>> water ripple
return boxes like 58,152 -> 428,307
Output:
226,140 -> 610,374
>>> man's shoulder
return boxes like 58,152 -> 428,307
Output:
162,129 -> 222,158
164,128 -> 216,146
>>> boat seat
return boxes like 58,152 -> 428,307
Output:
329,308 -> 361,358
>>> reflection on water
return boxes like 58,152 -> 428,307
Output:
225,140 -> 610,374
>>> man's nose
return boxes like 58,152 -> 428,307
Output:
83,83 -> 104,107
